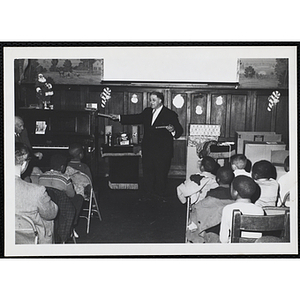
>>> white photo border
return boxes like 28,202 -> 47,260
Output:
4,43 -> 298,257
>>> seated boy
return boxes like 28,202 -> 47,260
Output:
177,156 -> 219,204
38,154 -> 84,234
206,167 -> 235,200
219,175 -> 264,243
277,156 -> 291,207
67,143 -> 92,181
65,143 -> 93,199
251,160 -> 279,207
186,168 -> 235,243
65,167 -> 92,200
231,154 -> 251,177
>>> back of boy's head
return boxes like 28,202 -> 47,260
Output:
200,156 -> 216,173
50,154 -> 68,171
69,143 -> 83,158
216,167 -> 234,185
232,175 -> 257,201
245,159 -> 252,173
231,154 -> 247,170
252,160 -> 277,180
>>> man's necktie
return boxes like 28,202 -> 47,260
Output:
151,109 -> 156,125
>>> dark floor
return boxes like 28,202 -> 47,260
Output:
73,176 -> 187,244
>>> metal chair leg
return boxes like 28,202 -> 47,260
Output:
92,190 -> 102,221
79,187 -> 103,234
185,197 -> 191,243
86,189 -> 93,234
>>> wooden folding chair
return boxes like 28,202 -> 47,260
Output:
263,205 -> 290,215
231,209 -> 290,243
282,191 -> 290,207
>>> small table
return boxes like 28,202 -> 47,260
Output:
102,146 -> 142,189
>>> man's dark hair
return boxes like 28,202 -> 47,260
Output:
150,91 -> 164,103
252,160 -> 277,180
216,167 -> 234,184
232,175 -> 258,201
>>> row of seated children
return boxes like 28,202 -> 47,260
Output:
231,153 -> 290,207
184,166 -> 235,242
18,142 -> 93,243
220,158 -> 289,242
185,170 -> 265,243
38,143 -> 93,240
178,153 -> 290,207
38,153 -> 84,239
178,152 -> 290,243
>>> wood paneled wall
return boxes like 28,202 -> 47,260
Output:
16,81 -> 289,177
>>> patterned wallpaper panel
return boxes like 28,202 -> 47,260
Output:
189,124 -> 220,136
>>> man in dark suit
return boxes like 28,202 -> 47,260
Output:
110,91 -> 183,202
15,116 -> 43,158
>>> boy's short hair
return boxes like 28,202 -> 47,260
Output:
252,160 -> 277,180
69,143 -> 84,158
245,159 -> 252,173
216,167 -> 234,184
50,154 -> 68,171
231,154 -> 247,169
200,156 -> 217,173
15,142 -> 29,165
232,175 -> 257,200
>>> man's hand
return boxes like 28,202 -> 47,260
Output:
34,152 -> 43,160
109,114 -> 120,122
166,124 -> 175,133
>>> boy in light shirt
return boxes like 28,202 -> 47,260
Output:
177,156 -> 219,204
277,156 -> 291,207
252,160 -> 279,207
219,175 -> 264,243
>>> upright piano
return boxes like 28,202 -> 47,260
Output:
18,108 -> 99,178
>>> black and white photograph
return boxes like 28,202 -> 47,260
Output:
3,44 -> 298,257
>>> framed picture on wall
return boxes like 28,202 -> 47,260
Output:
16,58 -> 104,85
237,58 -> 288,88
